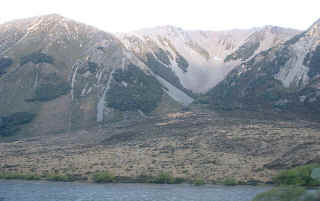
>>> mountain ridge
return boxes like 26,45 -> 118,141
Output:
0,14 -> 306,138
203,17 -> 320,119
119,24 -> 298,92
0,14 -> 179,137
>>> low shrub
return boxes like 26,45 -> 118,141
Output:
222,177 -> 238,186
253,186 -> 306,201
0,172 -> 41,180
152,172 -> 176,184
92,171 -> 115,183
173,177 -> 186,184
272,164 -> 320,186
135,174 -> 186,184
193,178 -> 205,186
46,174 -> 75,182
152,172 -> 187,184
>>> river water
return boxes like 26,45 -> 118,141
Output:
0,180 -> 270,201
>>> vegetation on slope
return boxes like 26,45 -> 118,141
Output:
153,48 -> 172,66
20,52 -> 54,65
206,46 -> 292,110
145,52 -> 194,97
0,57 -> 13,75
225,41 -> 260,62
26,73 -> 71,102
145,53 -> 182,88
106,64 -> 163,113
87,61 -> 98,73
186,41 -> 210,60
0,112 -> 36,137
34,82 -> 70,101
304,45 -> 320,78
284,32 -> 306,46
175,54 -> 189,72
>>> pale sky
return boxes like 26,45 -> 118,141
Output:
0,0 -> 319,32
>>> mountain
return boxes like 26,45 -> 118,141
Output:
118,26 -> 299,93
205,18 -> 320,117
0,14 -> 299,137
224,26 -> 299,62
1,14 -> 319,183
0,14 -> 193,137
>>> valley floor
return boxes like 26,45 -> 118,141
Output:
1,109 -> 320,183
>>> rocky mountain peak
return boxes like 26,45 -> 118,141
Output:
223,26 -> 299,63
262,25 -> 291,34
28,14 -> 68,27
252,25 -> 299,39
31,14 -> 79,30
38,13 -> 65,21
306,18 -> 320,38
133,25 -> 186,40
19,14 -> 103,38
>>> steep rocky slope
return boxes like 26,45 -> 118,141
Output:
119,26 -> 298,93
206,19 -> 320,118
0,14 -> 299,138
0,14 -> 191,137
224,26 -> 299,62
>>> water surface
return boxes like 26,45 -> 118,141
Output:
0,180 -> 270,201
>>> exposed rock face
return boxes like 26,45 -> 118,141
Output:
225,26 -> 299,62
119,26 -> 298,93
205,19 -> 320,116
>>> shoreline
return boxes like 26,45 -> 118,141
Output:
0,172 -> 269,186
0,178 -> 273,188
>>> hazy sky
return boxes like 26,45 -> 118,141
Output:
0,0 -> 319,32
